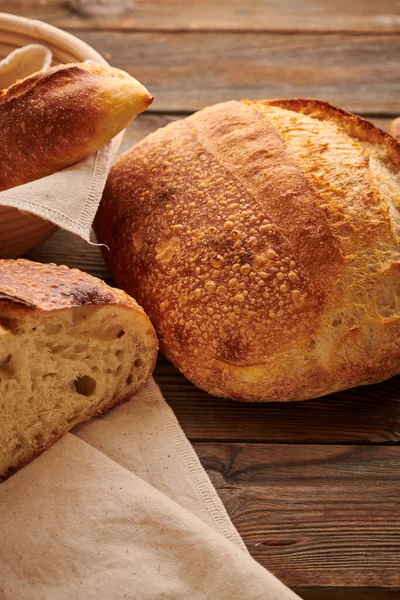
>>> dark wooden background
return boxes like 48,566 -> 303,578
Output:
3,1 -> 400,598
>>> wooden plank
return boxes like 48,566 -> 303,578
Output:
294,589 -> 400,600
0,17 -> 398,112
195,443 -> 400,589
51,30 -> 400,114
4,0 -> 400,32
294,590 -> 400,600
157,358 -> 400,444
26,229 -> 113,283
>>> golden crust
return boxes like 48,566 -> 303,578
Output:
260,98 -> 400,168
0,63 -> 153,191
96,99 -> 400,402
0,259 -> 141,312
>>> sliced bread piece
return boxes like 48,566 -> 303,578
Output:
0,259 -> 158,480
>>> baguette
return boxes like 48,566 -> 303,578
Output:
0,259 -> 157,480
0,62 -> 153,191
95,99 -> 400,402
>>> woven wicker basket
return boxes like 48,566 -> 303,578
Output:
0,12 -> 110,258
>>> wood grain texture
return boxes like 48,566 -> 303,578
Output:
4,0 -> 400,32
157,356 -> 400,444
294,590 -> 400,600
58,30 -> 400,113
195,443 -> 400,587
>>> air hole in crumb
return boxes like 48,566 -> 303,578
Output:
92,324 -> 126,341
0,317 -> 19,334
116,349 -> 124,358
43,373 -> 56,380
73,375 -> 97,397
72,345 -> 86,353
34,433 -> 46,446
134,358 -> 142,367
0,354 -> 16,376
67,412 -> 81,425
51,345 -> 67,354
126,374 -> 134,385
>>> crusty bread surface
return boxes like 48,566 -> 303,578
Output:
0,62 -> 153,191
0,259 -> 157,480
95,99 -> 400,402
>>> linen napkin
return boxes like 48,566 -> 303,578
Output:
0,379 -> 301,599
0,45 -> 117,241
0,46 -> 301,599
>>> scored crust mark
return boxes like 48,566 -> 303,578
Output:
0,64 -> 88,104
191,100 -> 344,286
247,99 -> 400,319
247,98 -> 399,240
261,98 -> 400,169
99,111 -> 332,368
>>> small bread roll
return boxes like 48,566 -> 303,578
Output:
0,62 -> 153,191
96,99 -> 400,402
0,259 -> 157,480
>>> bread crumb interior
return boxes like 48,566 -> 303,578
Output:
0,304 -> 154,479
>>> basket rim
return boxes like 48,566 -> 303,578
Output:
0,12 -> 108,64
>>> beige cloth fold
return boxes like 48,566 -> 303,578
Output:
0,380 -> 301,599
74,379 -> 246,549
0,46 -> 117,242
0,145 -> 113,240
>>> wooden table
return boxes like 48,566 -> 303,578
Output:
5,1 -> 400,597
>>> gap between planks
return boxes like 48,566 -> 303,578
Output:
189,439 -> 400,446
291,588 -> 400,600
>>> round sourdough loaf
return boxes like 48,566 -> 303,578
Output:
95,99 -> 400,402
